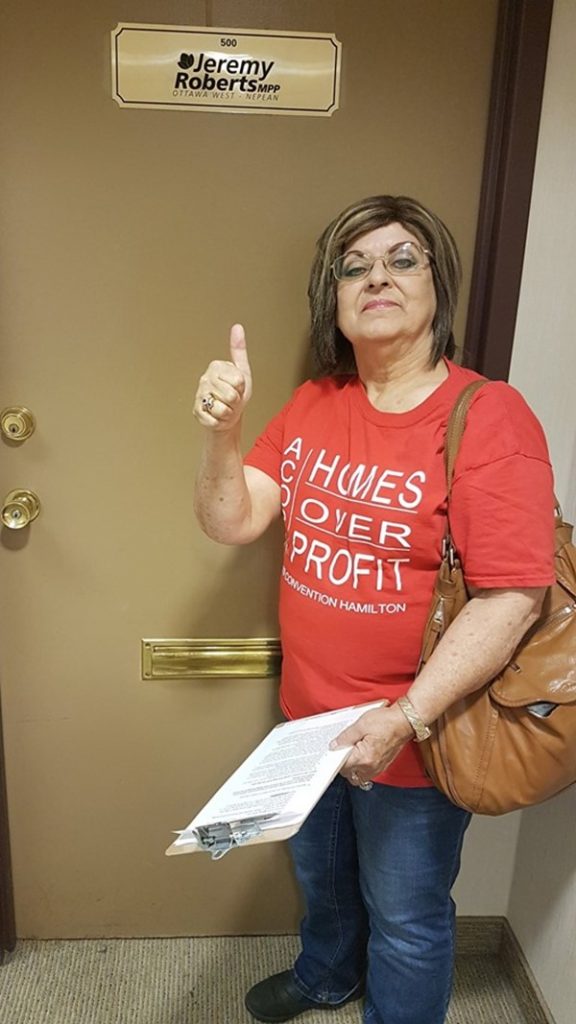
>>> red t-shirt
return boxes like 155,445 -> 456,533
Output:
245,360 -> 556,786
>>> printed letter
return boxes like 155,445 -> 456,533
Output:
371,469 -> 404,506
299,498 -> 329,525
400,471 -> 426,509
304,540 -> 331,580
377,521 -> 412,549
308,449 -> 340,488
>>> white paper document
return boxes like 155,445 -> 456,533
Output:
166,701 -> 383,858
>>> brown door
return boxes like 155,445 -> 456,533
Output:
0,1 -> 498,938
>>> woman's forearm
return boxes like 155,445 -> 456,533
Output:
333,588 -> 546,780
404,588 -> 545,725
194,427 -> 254,544
193,326 -> 280,544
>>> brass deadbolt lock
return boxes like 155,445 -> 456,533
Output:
1,407 -> 36,442
1,490 -> 41,530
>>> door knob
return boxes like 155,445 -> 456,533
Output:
0,407 -> 36,441
1,490 -> 41,529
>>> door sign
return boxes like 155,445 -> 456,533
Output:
111,24 -> 341,117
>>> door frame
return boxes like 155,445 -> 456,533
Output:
0,0 -> 554,953
0,693 -> 16,958
464,0 -> 554,379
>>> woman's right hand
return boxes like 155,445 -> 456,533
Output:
193,323 -> 253,433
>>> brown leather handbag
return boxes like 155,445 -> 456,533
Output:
418,381 -> 576,814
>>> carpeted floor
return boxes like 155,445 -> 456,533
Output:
0,935 -> 536,1024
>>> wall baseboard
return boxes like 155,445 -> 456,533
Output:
456,916 -> 555,1023
456,915 -> 504,954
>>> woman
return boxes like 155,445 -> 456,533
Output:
193,195 -> 555,1024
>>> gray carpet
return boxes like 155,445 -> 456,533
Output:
0,935 -> 534,1023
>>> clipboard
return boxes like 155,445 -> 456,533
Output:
166,700 -> 384,859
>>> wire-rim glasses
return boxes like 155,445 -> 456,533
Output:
331,241 -> 432,282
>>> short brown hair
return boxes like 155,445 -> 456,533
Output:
307,195 -> 462,375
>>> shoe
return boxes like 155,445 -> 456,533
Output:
244,969 -> 363,1023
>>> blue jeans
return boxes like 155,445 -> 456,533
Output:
288,775 -> 471,1024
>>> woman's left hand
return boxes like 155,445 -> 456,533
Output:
331,705 -> 414,786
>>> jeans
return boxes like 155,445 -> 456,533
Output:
288,775 -> 471,1024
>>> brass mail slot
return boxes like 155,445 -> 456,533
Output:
142,638 -> 282,680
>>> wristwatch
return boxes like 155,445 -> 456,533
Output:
396,696 -> 432,742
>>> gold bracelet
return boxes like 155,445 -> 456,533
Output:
396,696 -> 432,742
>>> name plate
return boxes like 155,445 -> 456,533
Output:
111,24 -> 341,117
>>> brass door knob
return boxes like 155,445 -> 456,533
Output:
1,407 -> 36,441
1,490 -> 41,529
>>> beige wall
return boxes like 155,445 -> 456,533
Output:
453,813 -> 520,915
507,2 -> 576,1022
451,813 -> 520,915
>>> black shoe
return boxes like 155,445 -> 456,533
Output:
244,969 -> 363,1023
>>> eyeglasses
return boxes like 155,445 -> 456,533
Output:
331,241 -> 432,282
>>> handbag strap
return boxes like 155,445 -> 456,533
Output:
442,380 -> 565,559
444,380 -> 487,496
438,380 -> 487,566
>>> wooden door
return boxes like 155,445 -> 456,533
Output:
0,0 -> 497,937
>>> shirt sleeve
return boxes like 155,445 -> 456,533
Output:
449,382 -> 556,588
244,392 -> 297,484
